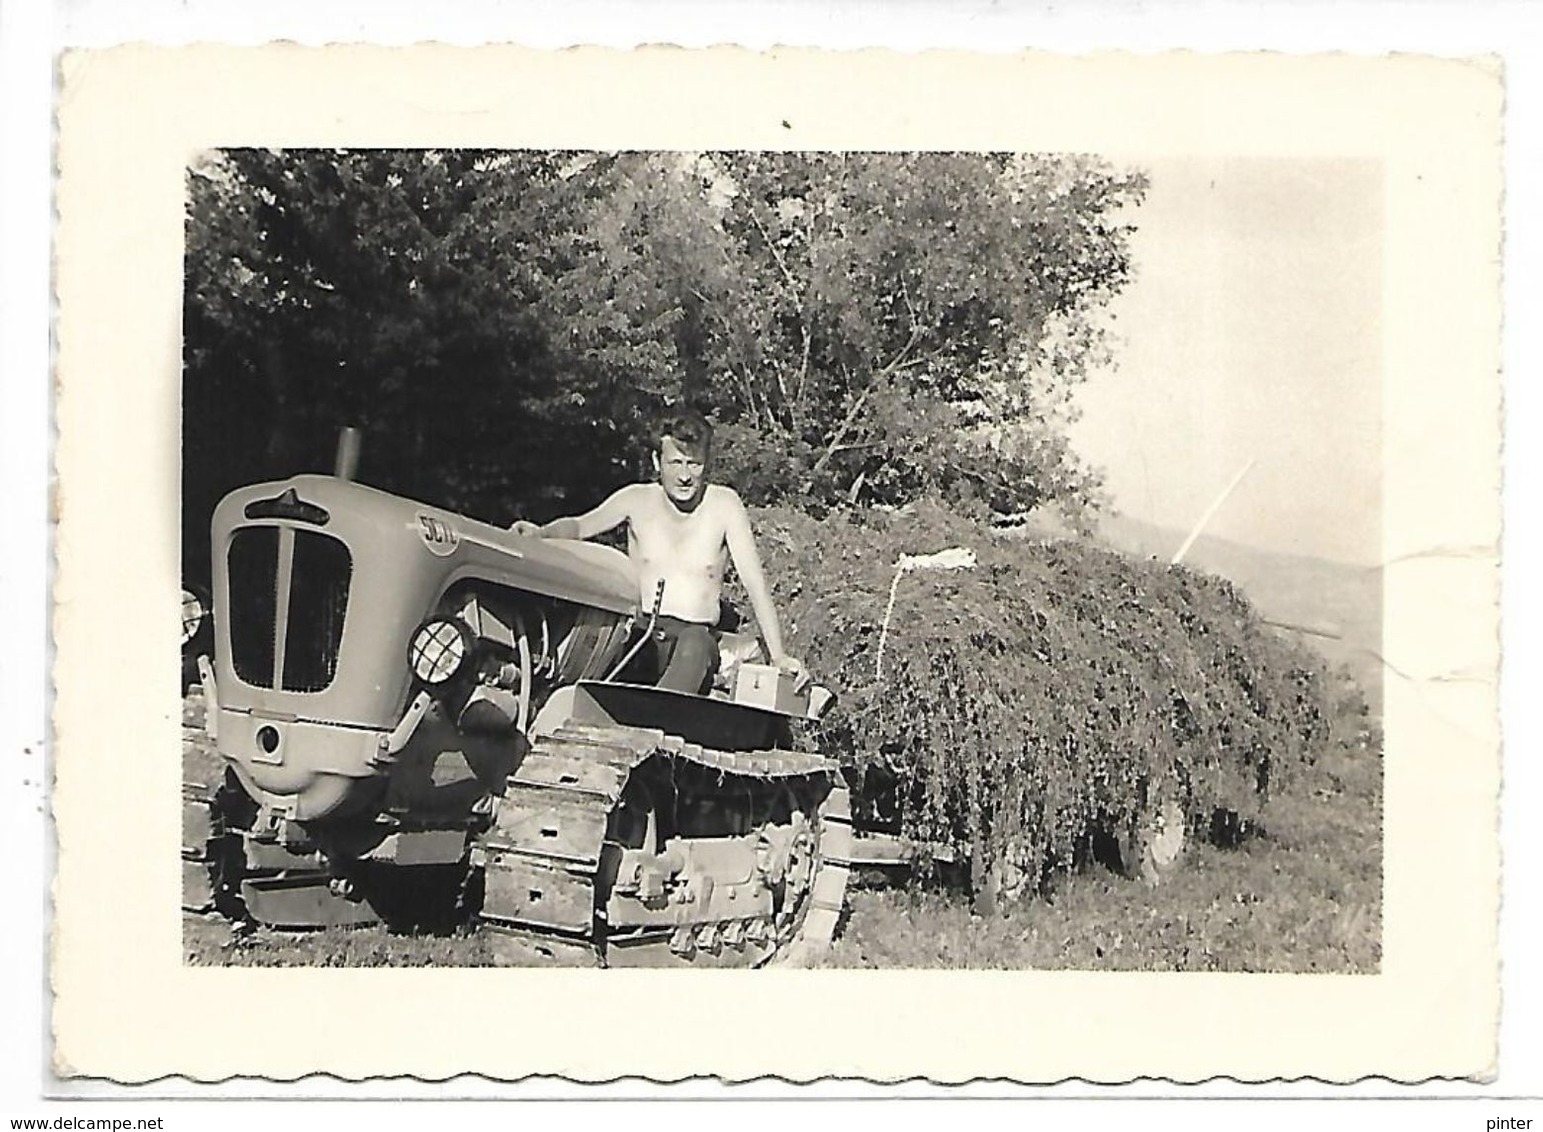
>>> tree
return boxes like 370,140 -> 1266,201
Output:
182,149 -> 676,573
583,152 -> 1148,516
181,149 -> 1146,575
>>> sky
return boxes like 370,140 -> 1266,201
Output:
1069,157 -> 1382,566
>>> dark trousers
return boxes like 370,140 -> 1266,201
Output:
650,616 -> 720,695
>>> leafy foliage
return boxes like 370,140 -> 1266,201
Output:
183,150 -> 670,573
182,149 -> 1145,575
748,501 -> 1352,889
683,153 -> 1145,516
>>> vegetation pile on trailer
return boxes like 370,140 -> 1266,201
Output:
750,500 -> 1369,898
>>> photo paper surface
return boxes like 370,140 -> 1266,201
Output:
51,45 -> 1501,1084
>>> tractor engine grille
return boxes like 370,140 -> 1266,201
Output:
227,526 -> 352,692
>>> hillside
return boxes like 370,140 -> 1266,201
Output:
1009,509 -> 1383,718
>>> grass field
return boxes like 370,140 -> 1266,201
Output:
820,723 -> 1381,972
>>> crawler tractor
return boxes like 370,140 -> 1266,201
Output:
181,456 -> 854,967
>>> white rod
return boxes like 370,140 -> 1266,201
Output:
875,563 -> 909,680
1171,458 -> 1258,565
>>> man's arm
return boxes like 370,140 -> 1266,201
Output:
721,490 -> 804,681
512,485 -> 638,540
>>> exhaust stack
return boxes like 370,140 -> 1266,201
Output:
334,426 -> 362,482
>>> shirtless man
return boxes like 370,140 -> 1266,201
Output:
512,410 -> 805,696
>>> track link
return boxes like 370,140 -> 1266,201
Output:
473,723 -> 853,968
181,696 -> 219,913
181,706 -> 855,964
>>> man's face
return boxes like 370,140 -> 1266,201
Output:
654,435 -> 708,509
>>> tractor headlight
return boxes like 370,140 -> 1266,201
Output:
181,585 -> 209,647
408,618 -> 473,686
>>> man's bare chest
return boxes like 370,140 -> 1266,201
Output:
628,503 -> 728,567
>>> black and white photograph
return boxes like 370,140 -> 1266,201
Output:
47,44 -> 1501,1085
176,149 -> 1382,974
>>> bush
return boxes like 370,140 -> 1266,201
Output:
746,499 -> 1348,889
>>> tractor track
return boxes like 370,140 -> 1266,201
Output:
474,721 -> 853,968
182,707 -> 854,968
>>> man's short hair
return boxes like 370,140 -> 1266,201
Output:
656,408 -> 713,461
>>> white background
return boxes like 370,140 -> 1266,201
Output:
3,0 -> 1540,1124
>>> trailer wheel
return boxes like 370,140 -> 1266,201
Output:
1120,792 -> 1187,887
